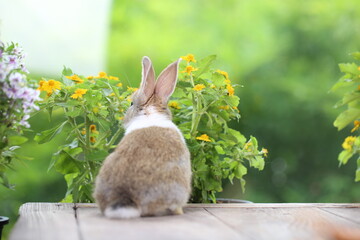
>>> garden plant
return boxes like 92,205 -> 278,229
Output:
0,42 -> 40,189
35,54 -> 267,203
332,52 -> 360,182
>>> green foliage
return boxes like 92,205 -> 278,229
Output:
174,55 -> 267,202
332,53 -> 360,182
36,55 -> 266,203
35,70 -> 132,202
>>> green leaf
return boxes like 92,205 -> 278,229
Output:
172,88 -> 186,98
214,145 -> 225,154
227,128 -> 246,145
227,95 -> 240,107
338,150 -> 354,165
65,108 -> 82,118
335,91 -> 360,108
34,121 -> 68,144
339,63 -> 359,75
87,150 -> 109,162
330,74 -> 355,92
334,108 -> 360,130
240,178 -> 246,193
234,164 -> 247,178
62,66 -> 73,76
211,72 -> 225,87
194,55 -> 217,79
53,150 -> 80,174
55,101 -> 80,108
350,52 -> 360,61
7,136 -> 28,146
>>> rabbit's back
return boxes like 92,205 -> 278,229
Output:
94,126 -> 191,216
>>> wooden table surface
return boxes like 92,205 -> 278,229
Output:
9,203 -> 360,240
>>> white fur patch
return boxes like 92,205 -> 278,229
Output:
125,107 -> 184,142
104,206 -> 141,219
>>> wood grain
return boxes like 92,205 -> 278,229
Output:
320,207 -> 360,225
205,206 -> 360,240
8,203 -> 360,240
75,204 -> 242,240
9,203 -> 79,240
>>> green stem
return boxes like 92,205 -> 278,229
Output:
84,114 -> 90,148
63,108 -> 86,146
105,127 -> 124,149
189,71 -> 203,137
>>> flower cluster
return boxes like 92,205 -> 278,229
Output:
0,42 -> 40,128
331,53 -> 360,181
35,67 -> 134,202
175,54 -> 267,202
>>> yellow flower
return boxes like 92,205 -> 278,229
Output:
351,120 -> 360,133
342,136 -> 356,150
86,76 -> 94,80
358,66 -> 360,71
244,142 -> 252,150
97,72 -> 108,79
47,79 -> 61,91
37,80 -> 46,91
196,134 -> 211,142
109,92 -> 116,97
181,65 -> 198,75
210,84 -> 216,89
226,84 -> 235,96
92,107 -> 99,114
216,70 -> 229,80
219,105 -> 230,110
262,148 -> 269,157
232,106 -> 239,112
90,136 -> 96,143
225,79 -> 231,84
66,74 -> 84,84
81,128 -> 86,135
38,79 -> 61,93
116,83 -> 123,88
169,101 -> 181,109
109,76 -> 119,80
193,84 -> 206,91
127,87 -> 138,92
71,89 -> 88,99
90,124 -> 99,134
181,54 -> 196,63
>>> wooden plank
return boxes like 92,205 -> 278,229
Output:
9,203 -> 79,240
186,203 -> 360,208
75,204 -> 244,240
320,207 -> 360,225
205,206 -> 360,240
77,203 -> 360,208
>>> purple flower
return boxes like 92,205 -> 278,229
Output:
0,41 -> 39,130
9,72 -> 26,85
19,114 -> 30,128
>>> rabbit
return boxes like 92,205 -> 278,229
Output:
93,56 -> 192,219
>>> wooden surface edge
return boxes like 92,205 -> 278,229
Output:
16,202 -> 360,210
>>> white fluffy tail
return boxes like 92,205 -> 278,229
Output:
104,206 -> 141,219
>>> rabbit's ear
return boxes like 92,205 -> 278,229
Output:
136,56 -> 156,105
155,58 -> 181,103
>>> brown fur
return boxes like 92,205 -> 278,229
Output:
93,57 -> 191,217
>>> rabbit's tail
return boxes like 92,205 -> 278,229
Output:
104,195 -> 140,219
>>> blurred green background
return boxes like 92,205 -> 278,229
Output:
1,0 -> 360,238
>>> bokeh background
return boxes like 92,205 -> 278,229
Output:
1,0 -> 360,238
